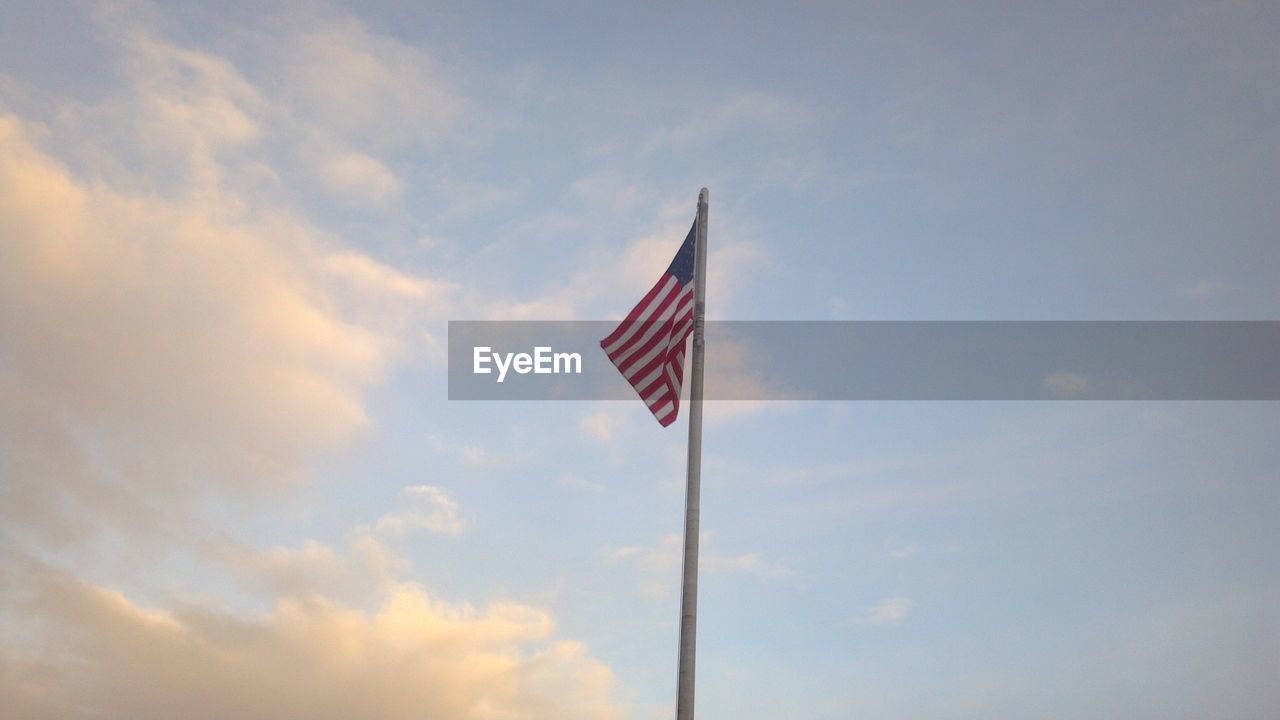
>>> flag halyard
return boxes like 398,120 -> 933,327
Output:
600,221 -> 697,426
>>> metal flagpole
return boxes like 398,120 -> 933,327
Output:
676,188 -> 709,720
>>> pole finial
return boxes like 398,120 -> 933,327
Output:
699,187 -> 708,204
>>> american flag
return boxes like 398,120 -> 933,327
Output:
600,221 -> 697,426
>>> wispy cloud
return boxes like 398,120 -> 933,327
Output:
375,485 -> 466,536
611,533 -> 788,598
314,149 -> 403,206
579,411 -> 620,443
886,544 -> 920,560
557,473 -> 606,494
849,597 -> 914,626
1180,278 -> 1233,299
1043,371 -> 1091,399
643,91 -> 812,152
280,18 -> 463,149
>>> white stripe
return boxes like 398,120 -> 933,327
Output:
665,361 -> 681,395
673,287 -> 694,312
668,318 -> 692,345
634,364 -> 663,394
623,337 -> 671,381
603,276 -> 676,355
610,284 -> 688,365
644,384 -> 669,406
602,276 -> 680,354
650,399 -> 674,418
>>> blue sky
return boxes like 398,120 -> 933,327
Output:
1,2 -> 1277,718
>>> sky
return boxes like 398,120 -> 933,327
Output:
1,1 -> 1278,718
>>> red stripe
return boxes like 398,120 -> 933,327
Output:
605,280 -> 691,360
622,344 -> 670,387
656,399 -> 679,426
624,321 -> 691,383
645,386 -> 671,408
673,289 -> 693,316
610,283 -> 685,365
598,229 -> 699,427
638,368 -> 671,403
601,275 -> 676,348
616,297 -> 693,375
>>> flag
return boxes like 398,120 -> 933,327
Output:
600,221 -> 697,426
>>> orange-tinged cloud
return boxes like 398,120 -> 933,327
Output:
0,91 -> 452,542
1,558 -> 622,720
0,13 -> 621,720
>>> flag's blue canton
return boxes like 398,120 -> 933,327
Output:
666,223 -> 697,285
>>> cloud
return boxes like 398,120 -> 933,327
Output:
280,18 -> 462,149
571,171 -> 646,214
607,201 -> 767,318
0,110 -> 409,540
0,15 -> 456,546
849,597 -> 914,626
701,553 -> 790,578
1180,278 -> 1233,299
644,91 -> 811,151
461,444 -> 487,466
1043,371 -> 1091,398
557,473 -> 606,494
611,533 -> 788,598
105,32 -> 267,188
323,250 -> 452,304
0,557 -> 622,720
886,544 -> 920,560
225,531 -> 405,603
375,485 -> 466,537
481,187 -> 768,323
0,13 -> 620,720
579,411 -> 620,443
697,330 -> 802,425
314,149 -> 403,206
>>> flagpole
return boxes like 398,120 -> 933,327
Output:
676,187 -> 708,720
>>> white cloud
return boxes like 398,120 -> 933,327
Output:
375,485 -> 466,537
850,597 -> 914,626
315,149 -> 403,206
480,187 -> 768,323
886,544 -> 920,560
324,250 -> 452,304
461,444 -> 487,466
644,91 -> 812,151
579,411 -> 620,443
557,473 -> 606,494
1044,371 -> 1091,398
702,552 -> 790,578
611,533 -> 788,598
1180,278 -> 1232,298
110,33 -> 267,188
571,171 -> 646,213
281,19 -> 462,149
